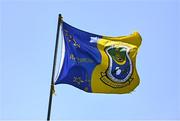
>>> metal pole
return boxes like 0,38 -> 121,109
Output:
47,14 -> 62,121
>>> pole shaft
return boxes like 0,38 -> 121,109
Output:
47,14 -> 62,121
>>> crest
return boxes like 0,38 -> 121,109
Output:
100,45 -> 133,88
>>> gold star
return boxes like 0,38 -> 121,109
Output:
84,87 -> 89,92
70,54 -> 75,60
73,77 -> 84,85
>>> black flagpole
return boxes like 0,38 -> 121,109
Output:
47,14 -> 62,121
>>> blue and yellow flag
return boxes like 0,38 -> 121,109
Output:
55,21 -> 142,94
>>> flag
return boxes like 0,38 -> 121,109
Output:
55,21 -> 142,94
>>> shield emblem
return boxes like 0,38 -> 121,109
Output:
105,46 -> 132,83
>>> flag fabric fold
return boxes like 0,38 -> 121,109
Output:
55,21 -> 142,94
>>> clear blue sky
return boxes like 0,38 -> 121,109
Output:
0,0 -> 180,120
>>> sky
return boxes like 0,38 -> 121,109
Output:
0,0 -> 180,120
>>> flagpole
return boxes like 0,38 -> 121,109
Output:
47,14 -> 62,121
